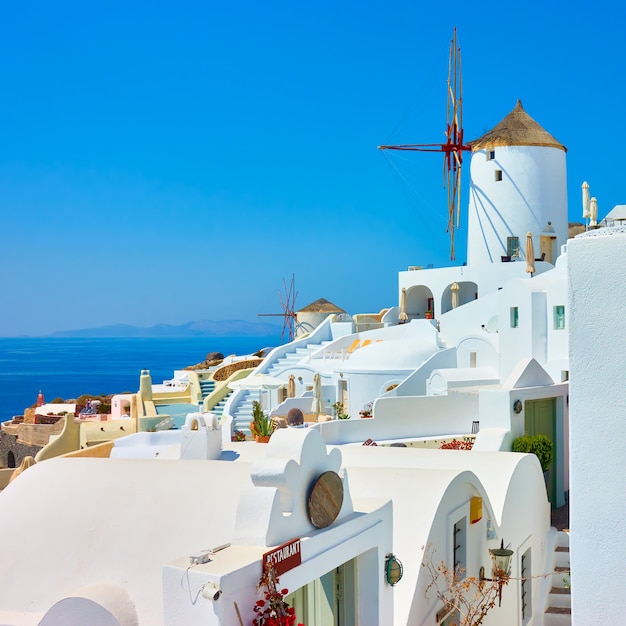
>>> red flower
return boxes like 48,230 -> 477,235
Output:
252,567 -> 300,626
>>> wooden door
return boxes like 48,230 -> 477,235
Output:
539,236 -> 554,264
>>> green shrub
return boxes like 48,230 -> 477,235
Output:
512,435 -> 554,471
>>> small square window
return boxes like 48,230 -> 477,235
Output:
487,149 -> 495,161
554,305 -> 565,330
495,169 -> 503,181
510,307 -> 519,328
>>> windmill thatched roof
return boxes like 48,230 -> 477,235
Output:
298,298 -> 345,313
470,100 -> 566,152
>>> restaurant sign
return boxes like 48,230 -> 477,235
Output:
263,538 -> 301,576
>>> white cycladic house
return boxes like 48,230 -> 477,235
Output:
0,428 -> 553,626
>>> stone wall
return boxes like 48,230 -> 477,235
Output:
213,358 -> 263,381
0,431 -> 42,469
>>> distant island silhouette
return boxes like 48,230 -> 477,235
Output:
47,319 -> 282,338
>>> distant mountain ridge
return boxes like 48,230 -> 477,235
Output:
48,319 -> 283,338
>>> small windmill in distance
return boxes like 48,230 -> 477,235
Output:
258,274 -> 298,342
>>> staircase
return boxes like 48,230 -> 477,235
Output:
544,530 -> 571,626
228,340 -> 331,434
199,380 -> 215,399
230,389 -> 262,435
211,391 -> 233,419
199,379 -> 235,420
264,341 -> 331,378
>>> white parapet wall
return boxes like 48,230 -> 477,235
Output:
568,227 -> 626,625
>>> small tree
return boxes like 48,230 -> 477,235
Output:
422,545 -> 507,626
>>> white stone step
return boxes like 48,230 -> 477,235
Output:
544,606 -> 571,626
548,586 -> 571,609
554,546 -> 570,568
556,530 -> 570,548
552,566 -> 570,590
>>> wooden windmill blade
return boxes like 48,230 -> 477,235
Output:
378,28 -> 470,261
258,274 -> 298,343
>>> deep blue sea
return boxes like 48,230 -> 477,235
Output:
0,337 -> 279,423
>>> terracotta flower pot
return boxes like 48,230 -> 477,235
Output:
256,435 -> 271,443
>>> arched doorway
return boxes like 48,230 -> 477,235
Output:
441,281 -> 478,313
7,451 -> 16,469
406,285 -> 435,319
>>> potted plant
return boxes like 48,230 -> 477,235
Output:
250,400 -> 274,442
512,434 -> 554,476
425,310 -> 434,319
332,401 -> 350,420
232,429 -> 247,442
359,401 -> 373,418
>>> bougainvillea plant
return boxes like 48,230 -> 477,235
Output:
440,438 -> 474,450
232,429 -> 247,442
252,566 -> 303,626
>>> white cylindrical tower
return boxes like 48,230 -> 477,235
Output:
466,100 -> 568,266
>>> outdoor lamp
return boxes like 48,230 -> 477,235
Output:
479,540 -> 514,606
385,554 -> 403,586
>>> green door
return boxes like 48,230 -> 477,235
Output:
524,398 -> 556,507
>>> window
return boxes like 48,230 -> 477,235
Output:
510,307 -> 519,328
495,169 -> 503,181
469,352 -> 477,368
554,305 -> 565,330
453,517 -> 467,580
521,549 -> 532,623
507,236 -> 520,257
486,149 -> 495,161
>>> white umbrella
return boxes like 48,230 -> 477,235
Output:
399,288 -> 408,322
227,374 -> 288,391
311,372 -> 323,414
451,282 -> 460,309
525,232 -> 535,276
590,197 -> 598,226
582,181 -> 590,220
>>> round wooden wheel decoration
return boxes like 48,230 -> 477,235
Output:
307,471 -> 344,529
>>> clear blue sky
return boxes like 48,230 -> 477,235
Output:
0,0 -> 622,336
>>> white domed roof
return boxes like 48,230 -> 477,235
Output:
344,339 -> 439,371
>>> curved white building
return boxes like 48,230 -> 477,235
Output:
467,100 -> 568,266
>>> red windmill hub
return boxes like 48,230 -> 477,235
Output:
379,28 -> 471,260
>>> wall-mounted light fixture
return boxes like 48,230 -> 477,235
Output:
479,540 -> 514,606
513,399 -> 523,414
297,376 -> 303,383
385,554 -> 403,586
